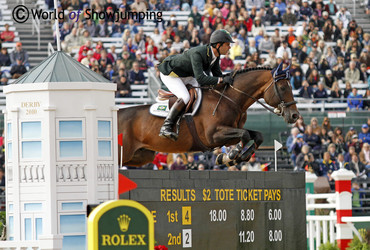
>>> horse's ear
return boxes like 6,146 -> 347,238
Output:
283,64 -> 291,79
271,62 -> 283,77
285,64 -> 291,72
277,62 -> 283,73
271,68 -> 277,77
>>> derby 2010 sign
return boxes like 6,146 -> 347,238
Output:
88,200 -> 154,249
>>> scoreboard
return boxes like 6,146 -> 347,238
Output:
119,170 -> 306,250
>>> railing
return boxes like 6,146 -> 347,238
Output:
341,216 -> 370,239
353,0 -> 356,17
249,97 -> 369,112
147,68 -> 162,101
32,16 -> 41,51
47,42 -> 55,56
306,193 -> 337,211
306,170 -> 370,250
56,164 -> 87,182
306,192 -> 368,250
0,241 -> 41,249
307,213 -> 337,250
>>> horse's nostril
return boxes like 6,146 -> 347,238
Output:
292,113 -> 299,120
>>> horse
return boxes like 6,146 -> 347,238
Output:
117,63 -> 300,167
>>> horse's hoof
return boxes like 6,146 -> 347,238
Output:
228,149 -> 240,160
215,154 -> 222,165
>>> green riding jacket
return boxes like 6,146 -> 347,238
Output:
158,45 -> 223,86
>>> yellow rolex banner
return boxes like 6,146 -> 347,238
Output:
88,200 -> 154,249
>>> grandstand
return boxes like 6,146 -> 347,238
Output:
1,0 -> 368,109
0,0 -> 368,174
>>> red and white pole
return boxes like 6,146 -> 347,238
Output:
331,169 -> 355,250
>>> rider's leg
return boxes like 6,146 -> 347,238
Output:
159,73 -> 190,141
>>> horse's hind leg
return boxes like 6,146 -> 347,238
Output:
124,148 -> 156,167
212,126 -> 251,166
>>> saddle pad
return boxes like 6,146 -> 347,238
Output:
149,87 -> 202,118
149,101 -> 170,117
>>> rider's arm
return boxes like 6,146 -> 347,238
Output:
190,51 -> 219,86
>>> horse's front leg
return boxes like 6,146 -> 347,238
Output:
211,126 -> 251,166
236,129 -> 264,164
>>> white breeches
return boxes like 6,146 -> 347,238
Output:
160,72 -> 200,104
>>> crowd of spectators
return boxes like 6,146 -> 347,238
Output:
0,22 -> 29,85
19,0 -> 364,104
140,116 -> 370,177
287,116 -> 370,187
141,149 -> 268,171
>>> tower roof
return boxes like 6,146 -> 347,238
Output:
14,51 -> 111,84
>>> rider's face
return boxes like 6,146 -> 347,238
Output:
219,42 -> 231,55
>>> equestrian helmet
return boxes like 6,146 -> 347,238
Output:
210,29 -> 234,44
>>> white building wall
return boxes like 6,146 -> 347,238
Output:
3,82 -> 118,249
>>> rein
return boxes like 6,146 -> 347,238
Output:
192,85 -> 243,115
211,85 -> 242,115
229,80 -> 278,115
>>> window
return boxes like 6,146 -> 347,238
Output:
98,141 -> 111,157
98,121 -> 111,137
22,202 -> 43,241
7,123 -> 12,161
62,235 -> 86,250
58,201 -> 87,250
97,120 -> 112,158
8,216 -> 14,238
25,218 -> 32,240
61,202 -> 83,211
7,122 -> 11,139
59,121 -> 83,138
21,121 -> 42,159
22,122 -> 41,139
35,218 -> 43,240
24,203 -> 42,211
60,141 -> 83,158
60,215 -> 86,233
57,120 -> 85,160
22,141 -> 42,158
7,142 -> 12,159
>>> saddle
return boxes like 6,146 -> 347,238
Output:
157,84 -> 198,114
150,85 -> 210,152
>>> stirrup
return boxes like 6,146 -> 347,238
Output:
159,128 -> 178,141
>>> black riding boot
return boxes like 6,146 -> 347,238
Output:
159,98 -> 186,141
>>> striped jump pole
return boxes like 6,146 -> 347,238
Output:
331,169 -> 355,250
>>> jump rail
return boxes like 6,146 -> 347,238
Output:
305,170 -> 370,250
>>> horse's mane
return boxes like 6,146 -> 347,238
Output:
211,66 -> 273,91
227,66 -> 273,77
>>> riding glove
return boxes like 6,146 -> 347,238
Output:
222,75 -> 233,85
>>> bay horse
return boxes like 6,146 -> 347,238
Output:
118,63 -> 300,167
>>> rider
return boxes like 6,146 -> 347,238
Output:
158,29 -> 234,141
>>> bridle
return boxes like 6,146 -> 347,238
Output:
212,70 -> 297,117
266,70 -> 297,116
